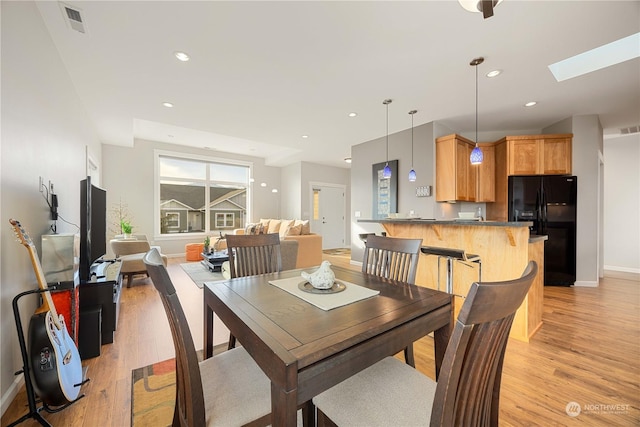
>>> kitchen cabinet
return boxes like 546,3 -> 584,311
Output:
506,134 -> 572,175
476,143 -> 495,202
436,134 -> 494,202
436,134 -> 475,202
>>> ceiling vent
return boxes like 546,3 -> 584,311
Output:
59,2 -> 86,33
620,125 -> 640,135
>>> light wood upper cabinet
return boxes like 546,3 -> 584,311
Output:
506,134 -> 572,175
436,134 -> 493,202
436,134 -> 476,202
476,143 -> 495,202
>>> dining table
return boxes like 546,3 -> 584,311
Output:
203,265 -> 453,426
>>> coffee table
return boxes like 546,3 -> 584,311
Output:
201,250 -> 229,272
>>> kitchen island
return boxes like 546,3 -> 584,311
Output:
359,219 -> 545,342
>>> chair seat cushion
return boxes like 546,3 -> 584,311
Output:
201,347 -> 272,426
313,356 -> 437,427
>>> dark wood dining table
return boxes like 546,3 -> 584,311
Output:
203,265 -> 453,426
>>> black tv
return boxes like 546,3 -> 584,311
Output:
79,177 -> 107,282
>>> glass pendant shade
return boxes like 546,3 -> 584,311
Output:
408,168 -> 417,182
383,162 -> 392,178
470,145 -> 483,165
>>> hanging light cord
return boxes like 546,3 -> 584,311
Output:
475,61 -> 479,146
386,102 -> 389,162
409,110 -> 418,167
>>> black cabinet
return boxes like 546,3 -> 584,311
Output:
79,260 -> 122,345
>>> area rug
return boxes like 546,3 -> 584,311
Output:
323,248 -> 351,256
180,262 -> 224,288
131,347 -> 224,426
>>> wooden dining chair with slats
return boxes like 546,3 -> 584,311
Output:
361,234 -> 423,366
225,233 -> 282,349
143,248 -> 312,427
313,261 -> 538,427
144,249 -> 315,427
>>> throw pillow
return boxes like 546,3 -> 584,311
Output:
245,223 -> 265,235
295,219 -> 311,235
279,219 -> 294,238
287,224 -> 302,236
267,219 -> 282,234
259,218 -> 271,230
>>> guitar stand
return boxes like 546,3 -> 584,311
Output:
8,288 -> 89,427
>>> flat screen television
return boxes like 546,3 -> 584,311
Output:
79,177 -> 107,282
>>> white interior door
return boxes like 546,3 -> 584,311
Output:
311,185 -> 346,250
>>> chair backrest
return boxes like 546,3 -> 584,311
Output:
225,233 -> 282,278
110,239 -> 151,257
143,249 -> 205,427
430,261 -> 538,427
361,235 -> 422,284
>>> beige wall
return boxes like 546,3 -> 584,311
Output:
1,1 -> 103,410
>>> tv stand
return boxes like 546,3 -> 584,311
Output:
79,261 -> 122,346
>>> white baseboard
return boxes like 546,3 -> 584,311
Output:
604,265 -> 640,274
349,260 -> 362,268
1,374 -> 23,417
574,280 -> 599,287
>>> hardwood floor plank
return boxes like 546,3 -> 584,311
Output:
2,254 -> 638,426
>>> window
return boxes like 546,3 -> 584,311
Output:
215,213 -> 235,228
156,152 -> 251,236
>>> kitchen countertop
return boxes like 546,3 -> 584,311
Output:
358,218 -> 533,228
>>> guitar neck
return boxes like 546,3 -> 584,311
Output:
27,244 -> 61,320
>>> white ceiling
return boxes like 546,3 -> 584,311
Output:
36,1 -> 640,168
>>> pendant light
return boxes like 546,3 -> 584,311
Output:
382,99 -> 392,178
408,110 -> 417,182
470,57 -> 484,165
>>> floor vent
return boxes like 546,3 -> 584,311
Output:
60,2 -> 86,33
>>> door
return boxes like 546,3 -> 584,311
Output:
311,185 -> 346,250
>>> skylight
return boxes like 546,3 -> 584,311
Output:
548,32 -> 640,82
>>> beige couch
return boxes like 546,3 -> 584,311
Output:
110,238 -> 168,287
233,219 -> 322,269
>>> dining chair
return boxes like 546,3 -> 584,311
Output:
143,248 -> 312,427
225,233 -> 282,349
313,261 -> 538,427
361,234 -> 423,366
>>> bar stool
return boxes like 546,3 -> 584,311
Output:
420,246 -> 482,295
358,232 -> 387,244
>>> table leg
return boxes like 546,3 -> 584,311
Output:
204,294 -> 214,359
433,302 -> 454,380
271,382 -> 298,426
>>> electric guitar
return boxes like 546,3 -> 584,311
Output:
10,219 -> 83,406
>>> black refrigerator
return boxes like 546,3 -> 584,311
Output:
508,176 -> 577,286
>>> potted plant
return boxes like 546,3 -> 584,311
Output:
121,220 -> 133,238
204,236 -> 210,253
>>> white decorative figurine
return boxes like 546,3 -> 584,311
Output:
302,260 -> 335,289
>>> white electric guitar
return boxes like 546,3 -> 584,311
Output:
10,219 -> 83,406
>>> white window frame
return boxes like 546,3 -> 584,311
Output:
154,150 -> 252,239
165,212 -> 180,229
215,212 -> 235,228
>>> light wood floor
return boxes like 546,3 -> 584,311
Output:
2,254 -> 639,426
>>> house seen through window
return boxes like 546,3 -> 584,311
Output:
157,153 -> 251,235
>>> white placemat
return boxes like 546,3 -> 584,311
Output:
268,276 -> 380,311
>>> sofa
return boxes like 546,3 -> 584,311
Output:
234,219 -> 322,269
110,238 -> 168,287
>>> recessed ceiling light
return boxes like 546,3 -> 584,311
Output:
174,51 -> 190,62
344,157 -> 352,163
524,101 -> 537,107
260,182 -> 267,187
348,112 -> 358,117
162,102 -> 173,108
302,135 -> 309,139
486,69 -> 502,78
271,189 -> 278,193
